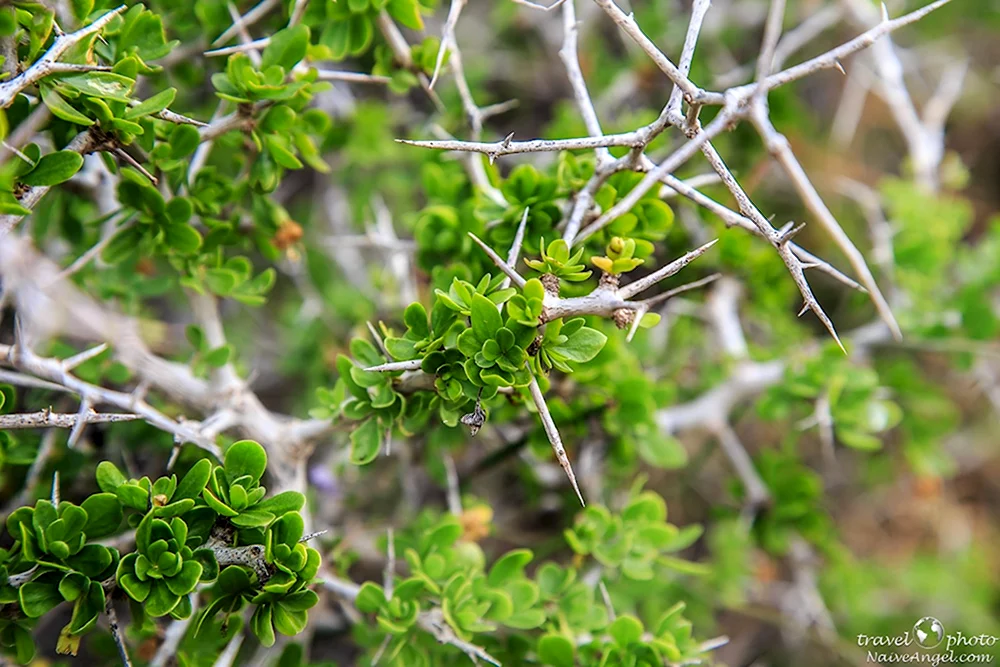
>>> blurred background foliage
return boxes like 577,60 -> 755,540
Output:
1,0 -> 999,664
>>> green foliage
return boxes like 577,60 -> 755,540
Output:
349,489 -> 713,666
0,442 -> 318,662
524,238 -> 592,282
1,0 -> 995,665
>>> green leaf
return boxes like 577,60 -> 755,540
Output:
487,549 -> 532,587
96,461 -> 127,493
350,418 -> 381,465
609,614 -> 644,647
538,634 -> 575,667
125,88 -> 177,119
163,223 -> 203,254
20,151 -> 84,187
553,326 -> 607,363
59,572 -> 87,602
255,490 -> 305,516
355,582 -> 386,613
387,0 -> 423,30
638,432 -> 688,469
252,604 -> 277,646
169,124 -> 201,159
68,581 -> 105,634
81,493 -> 123,539
261,25 -> 310,71
59,72 -> 135,102
471,293 -> 502,341
225,440 -> 268,483
145,580 -> 182,616
174,458 -> 213,501
41,86 -> 94,125
20,580 -> 63,617
117,484 -> 149,511
165,560 -> 202,596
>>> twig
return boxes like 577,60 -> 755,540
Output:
0,409 -> 140,429
106,596 -> 134,667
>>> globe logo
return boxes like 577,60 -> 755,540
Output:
913,617 -> 945,649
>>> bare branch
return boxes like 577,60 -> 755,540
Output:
0,409 -> 140,429
749,106 -> 901,340
618,239 -> 719,300
667,0 -> 712,115
590,0 -> 723,106
761,0 -> 955,93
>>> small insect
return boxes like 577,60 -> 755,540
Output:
460,396 -> 487,436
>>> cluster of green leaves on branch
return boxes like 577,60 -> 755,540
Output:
316,258 -> 611,466
0,440 -> 319,663
346,488 -> 713,667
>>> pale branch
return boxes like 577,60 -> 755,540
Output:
0,237 -> 331,491
227,1 -> 264,67
714,423 -> 771,512
501,207 -> 530,292
444,454 -> 462,516
528,372 -> 585,506
557,0 -> 618,242
204,37 -> 270,57
655,170 -> 865,293
658,359 -> 785,434
590,0 -> 723,106
376,11 -> 443,111
759,0 -> 955,94
383,527 -> 395,599
640,273 -> 721,309
106,596 -> 134,667
0,5 -> 127,109
618,239 -> 719,300
308,69 -> 392,84
830,56 -> 873,147
666,0 -> 711,116
716,5 -> 843,88
749,106 -> 901,340
429,0 -> 465,89
559,0 -> 611,165
755,0 -> 788,84
211,0 -> 280,47
149,596 -> 200,667
370,194 -> 418,305
396,132 -> 643,157
466,234 -> 716,325
126,100 -> 207,127
55,217 -> 136,281
574,102 -> 741,244
212,632 -> 245,667
0,342 -> 222,457
511,0 -> 568,10
0,409 -> 141,429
